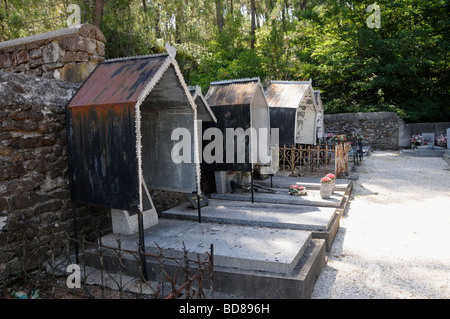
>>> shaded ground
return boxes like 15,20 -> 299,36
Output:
312,151 -> 450,299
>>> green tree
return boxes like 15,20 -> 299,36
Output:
295,0 -> 450,122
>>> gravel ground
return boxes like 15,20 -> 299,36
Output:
312,151 -> 450,299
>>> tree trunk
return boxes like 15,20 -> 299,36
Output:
215,0 -> 224,32
250,0 -> 256,49
92,0 -> 104,30
300,0 -> 307,10
155,4 -> 161,38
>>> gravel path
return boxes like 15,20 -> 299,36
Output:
312,151 -> 450,299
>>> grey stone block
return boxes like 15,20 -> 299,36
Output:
111,209 -> 158,236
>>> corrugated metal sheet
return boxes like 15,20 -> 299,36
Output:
205,78 -> 260,106
265,81 -> 310,109
269,107 -> 297,147
67,52 -> 199,211
69,55 -> 169,107
67,102 -> 139,211
201,104 -> 252,172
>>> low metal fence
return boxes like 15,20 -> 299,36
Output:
278,142 -> 351,178
0,218 -> 214,299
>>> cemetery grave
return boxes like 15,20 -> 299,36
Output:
65,51 -> 351,299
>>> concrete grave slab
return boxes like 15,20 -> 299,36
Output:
101,219 -> 313,275
210,187 -> 346,208
162,199 -> 342,251
256,176 -> 352,193
162,199 -> 337,232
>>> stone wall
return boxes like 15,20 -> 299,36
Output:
324,112 -> 404,150
0,24 -> 105,83
0,72 -> 110,280
398,122 -> 450,148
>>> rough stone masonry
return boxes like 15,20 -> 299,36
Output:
0,71 -> 110,280
0,24 -> 105,83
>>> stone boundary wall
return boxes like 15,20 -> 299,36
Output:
0,24 -> 105,83
0,72 -> 110,279
324,112 -> 450,150
324,112 -> 404,150
398,122 -> 450,148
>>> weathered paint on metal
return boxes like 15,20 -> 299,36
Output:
67,54 -> 170,211
67,52 -> 204,211
265,82 -> 309,109
141,111 -> 197,192
265,81 -> 318,146
67,102 -> 139,211
206,80 -> 258,107
269,107 -> 296,147
295,90 -> 317,145
69,55 -> 169,107
201,104 -> 252,172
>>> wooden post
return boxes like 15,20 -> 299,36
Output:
251,168 -> 255,203
197,191 -> 202,223
291,145 -> 295,177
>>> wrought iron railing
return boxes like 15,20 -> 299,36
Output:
278,142 -> 351,178
0,218 -> 214,299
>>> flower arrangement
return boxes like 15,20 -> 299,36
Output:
411,134 -> 423,148
436,135 -> 447,148
321,177 -> 332,183
326,134 -> 346,145
289,184 -> 307,196
320,177 -> 333,199
325,173 -> 336,192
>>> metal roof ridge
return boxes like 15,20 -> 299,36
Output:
103,53 -> 170,63
209,77 -> 260,86
268,80 -> 312,85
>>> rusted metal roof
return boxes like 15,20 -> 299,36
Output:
67,45 -> 201,212
265,80 -> 311,109
205,78 -> 261,106
68,54 -> 170,108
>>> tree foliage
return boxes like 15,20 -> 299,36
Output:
0,0 -> 448,122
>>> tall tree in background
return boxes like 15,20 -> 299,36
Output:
250,0 -> 256,48
0,0 -> 448,122
93,0 -> 105,29
215,0 -> 224,32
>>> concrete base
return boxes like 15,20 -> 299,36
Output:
256,176 -> 353,193
211,187 -> 345,208
162,199 -> 341,251
215,171 -> 231,194
444,150 -> 450,167
401,148 -> 446,157
93,219 -> 326,298
111,208 -> 158,236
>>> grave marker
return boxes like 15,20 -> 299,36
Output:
447,128 -> 450,150
422,133 -> 435,146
